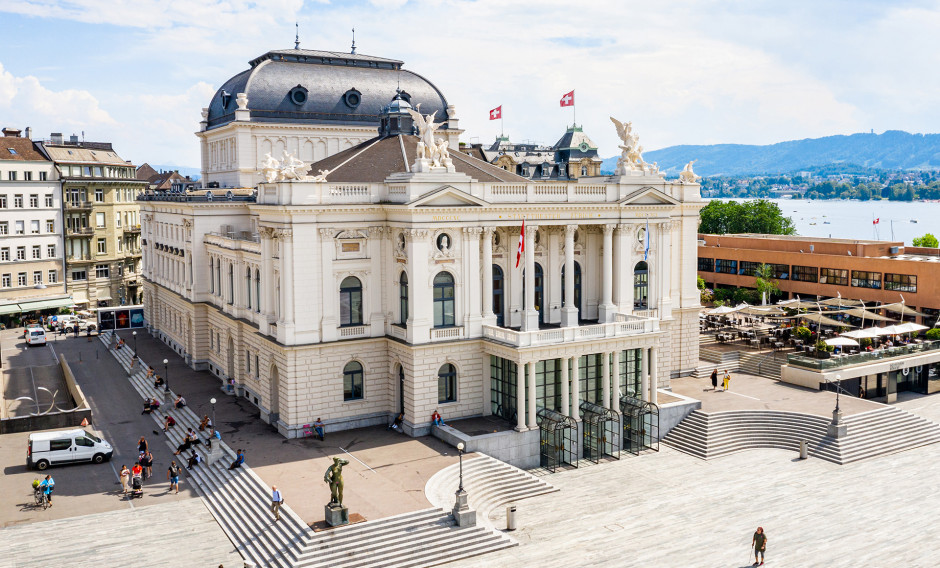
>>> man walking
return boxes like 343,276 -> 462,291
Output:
167,461 -> 181,494
752,526 -> 767,566
710,368 -> 718,390
271,485 -> 283,522
723,370 -> 731,391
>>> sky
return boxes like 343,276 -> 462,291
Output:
1,0 -> 939,169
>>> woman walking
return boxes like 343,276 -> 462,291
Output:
710,368 -> 718,390
119,465 -> 130,495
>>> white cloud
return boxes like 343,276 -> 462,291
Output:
0,62 -> 115,129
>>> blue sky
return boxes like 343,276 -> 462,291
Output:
1,0 -> 939,169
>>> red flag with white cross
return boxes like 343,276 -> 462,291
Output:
489,106 -> 502,120
560,90 -> 574,107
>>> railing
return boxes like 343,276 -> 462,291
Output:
123,224 -> 141,233
388,325 -> 407,340
482,316 -> 659,348
66,226 -> 94,236
787,340 -> 940,371
338,325 -> 368,338
65,200 -> 93,210
430,326 -> 465,342
633,308 -> 659,319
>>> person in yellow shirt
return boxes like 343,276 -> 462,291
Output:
722,370 -> 731,391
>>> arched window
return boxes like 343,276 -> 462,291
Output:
399,272 -> 408,326
561,261 -> 582,313
340,276 -> 363,326
433,272 -> 455,328
343,361 -> 363,401
254,269 -> 261,313
215,259 -> 221,297
227,263 -> 234,305
438,363 -> 457,403
634,261 -> 649,309
492,265 -> 504,327
581,166 -> 587,176
208,258 -> 215,294
245,267 -> 252,310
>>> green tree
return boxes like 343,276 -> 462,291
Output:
754,263 -> 780,305
912,233 -> 939,248
699,199 -> 796,235
926,328 -> 940,341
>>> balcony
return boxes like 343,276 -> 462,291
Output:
66,254 -> 94,263
482,315 -> 659,348
123,224 -> 141,234
338,325 -> 368,339
66,226 -> 94,237
65,200 -> 93,211
430,326 -> 465,342
787,340 -> 940,371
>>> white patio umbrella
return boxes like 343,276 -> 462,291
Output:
872,325 -> 903,336
879,302 -> 926,317
840,328 -> 881,339
839,307 -> 895,322
893,322 -> 928,334
825,337 -> 859,347
738,304 -> 786,316
780,312 -> 852,327
819,296 -> 864,307
706,305 -> 740,315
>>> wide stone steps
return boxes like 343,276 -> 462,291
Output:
100,332 -> 308,567
663,406 -> 940,465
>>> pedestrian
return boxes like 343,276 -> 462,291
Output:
174,429 -> 198,455
132,462 -> 143,480
431,409 -> 445,426
174,395 -> 187,409
119,465 -> 130,494
271,485 -> 283,522
723,370 -> 731,391
199,414 -> 211,431
207,428 -> 221,449
139,451 -> 154,479
228,449 -> 245,470
39,475 -> 55,506
752,526 -> 767,566
710,368 -> 718,390
167,461 -> 181,494
138,436 -> 148,457
163,414 -> 177,432
313,418 -> 325,441
186,451 -> 202,470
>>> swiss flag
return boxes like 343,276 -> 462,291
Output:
873,218 -> 880,225
560,90 -> 575,107
515,219 -> 525,268
489,106 -> 502,120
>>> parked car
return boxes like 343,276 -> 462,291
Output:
63,319 -> 96,333
27,429 -> 113,470
49,315 -> 78,331
25,328 -> 46,346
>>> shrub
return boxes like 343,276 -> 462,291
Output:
859,337 -> 872,348
926,328 -> 940,341
796,326 -> 813,343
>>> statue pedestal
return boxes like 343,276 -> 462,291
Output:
451,490 -> 476,527
206,443 -> 223,466
412,158 -> 432,173
325,504 -> 349,527
827,408 -> 847,438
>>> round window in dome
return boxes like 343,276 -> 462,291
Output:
344,88 -> 362,108
289,85 -> 308,106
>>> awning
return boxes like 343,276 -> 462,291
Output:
0,303 -> 21,315
17,298 -> 75,311
96,296 -> 113,301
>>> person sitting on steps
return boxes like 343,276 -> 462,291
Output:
174,395 -> 186,409
163,415 -> 176,432
431,409 -> 445,427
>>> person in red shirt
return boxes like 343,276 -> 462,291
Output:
131,463 -> 143,480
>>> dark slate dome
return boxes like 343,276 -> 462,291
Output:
205,49 -> 450,131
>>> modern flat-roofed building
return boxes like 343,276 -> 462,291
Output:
698,234 -> 940,326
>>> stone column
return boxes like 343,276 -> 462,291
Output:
612,350 -> 621,409
612,225 -> 621,309
277,229 -> 294,325
515,361 -> 526,431
571,355 -> 581,419
319,228 -> 337,342
561,225 -> 578,327
649,346 -> 658,404
482,227 -> 495,323
641,348 -> 649,402
560,356 -> 570,417
406,229 -> 432,343
527,361 -> 537,430
259,227 -> 276,334
602,351 -> 611,410
622,224 -> 635,313
464,227 -> 483,335
598,224 -> 616,323
523,224 -> 539,331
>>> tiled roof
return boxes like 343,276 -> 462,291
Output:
43,145 -> 131,166
0,138 -> 47,162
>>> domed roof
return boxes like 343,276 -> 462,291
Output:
205,48 -> 449,131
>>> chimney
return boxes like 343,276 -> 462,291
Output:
51,133 -> 63,144
69,134 -> 79,143
2,127 -> 21,137
24,127 -> 31,140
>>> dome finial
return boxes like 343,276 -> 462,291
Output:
351,27 -> 356,54
295,22 -> 300,49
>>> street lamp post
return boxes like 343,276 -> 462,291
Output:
132,330 -> 137,357
827,373 -> 847,438
210,397 -> 217,432
457,442 -> 465,494
163,358 -> 170,403
451,441 -> 475,527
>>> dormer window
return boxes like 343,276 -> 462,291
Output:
220,90 -> 232,109
7,148 -> 16,155
289,85 -> 308,106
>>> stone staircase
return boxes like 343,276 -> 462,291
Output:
738,351 -> 784,380
691,348 -> 740,378
425,454 -> 558,529
103,331 -> 519,568
663,407 -> 940,465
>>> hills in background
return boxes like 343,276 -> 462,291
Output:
147,164 -> 201,180
601,130 -> 940,177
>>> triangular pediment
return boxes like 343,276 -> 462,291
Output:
619,186 -> 679,206
408,185 -> 489,208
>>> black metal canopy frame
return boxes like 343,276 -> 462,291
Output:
620,395 -> 660,455
536,407 -> 578,473
579,400 -> 620,463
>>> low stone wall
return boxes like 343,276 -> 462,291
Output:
657,389 -> 701,441
0,355 -> 92,434
432,424 -> 540,469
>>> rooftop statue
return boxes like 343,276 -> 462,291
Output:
679,160 -> 700,183
407,105 -> 447,169
610,117 -> 648,174
280,150 -> 307,181
259,153 -> 280,183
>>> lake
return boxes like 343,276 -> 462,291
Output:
723,198 -> 940,246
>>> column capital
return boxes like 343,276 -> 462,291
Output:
259,226 -> 278,239
482,226 -> 496,236
525,223 -> 539,237
463,226 -> 484,236
564,224 -> 578,236
317,227 -> 334,239
603,223 -> 616,235
274,228 -> 293,240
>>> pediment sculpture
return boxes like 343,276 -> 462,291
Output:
407,106 -> 455,173
679,160 -> 700,184
257,151 -> 310,183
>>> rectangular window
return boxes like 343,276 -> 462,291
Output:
851,270 -> 881,289
490,356 -> 518,422
45,220 -> 54,232
97,238 -> 107,254
39,171 -> 47,181
17,273 -> 26,286
619,348 -> 642,397
30,220 -> 39,234
95,264 -> 110,279
0,195 -> 6,208
94,188 -> 104,202
71,269 -> 87,281
698,257 -> 714,272
117,238 -> 123,253
738,261 -> 762,276
14,221 -> 23,235
770,263 -> 789,280
32,245 -> 40,259
0,222 -> 7,235
83,167 -> 92,177
47,244 -> 55,258
715,259 -> 737,274
33,271 -> 42,285
8,171 -> 16,181
819,268 -> 848,286
48,270 -> 57,283
1,274 -> 8,287
24,171 -> 32,181
791,265 -> 818,283
93,167 -> 102,177
16,247 -> 25,260
45,195 -> 53,207
578,354 -> 604,405
0,248 -> 8,261
115,212 -> 122,228
96,212 -> 105,228
14,195 -> 22,208
29,195 -> 38,207
884,273 -> 917,293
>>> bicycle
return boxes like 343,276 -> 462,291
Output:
33,488 -> 49,510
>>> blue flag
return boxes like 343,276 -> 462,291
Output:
644,217 -> 650,261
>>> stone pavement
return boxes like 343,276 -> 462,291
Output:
113,328 -> 460,524
671,370 -> 883,416
442,440 -> 940,567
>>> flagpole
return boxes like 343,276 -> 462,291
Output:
501,114 -> 504,138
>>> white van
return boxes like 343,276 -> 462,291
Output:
27,429 -> 113,470
25,328 -> 46,346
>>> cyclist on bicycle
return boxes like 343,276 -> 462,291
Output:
39,475 -> 55,506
